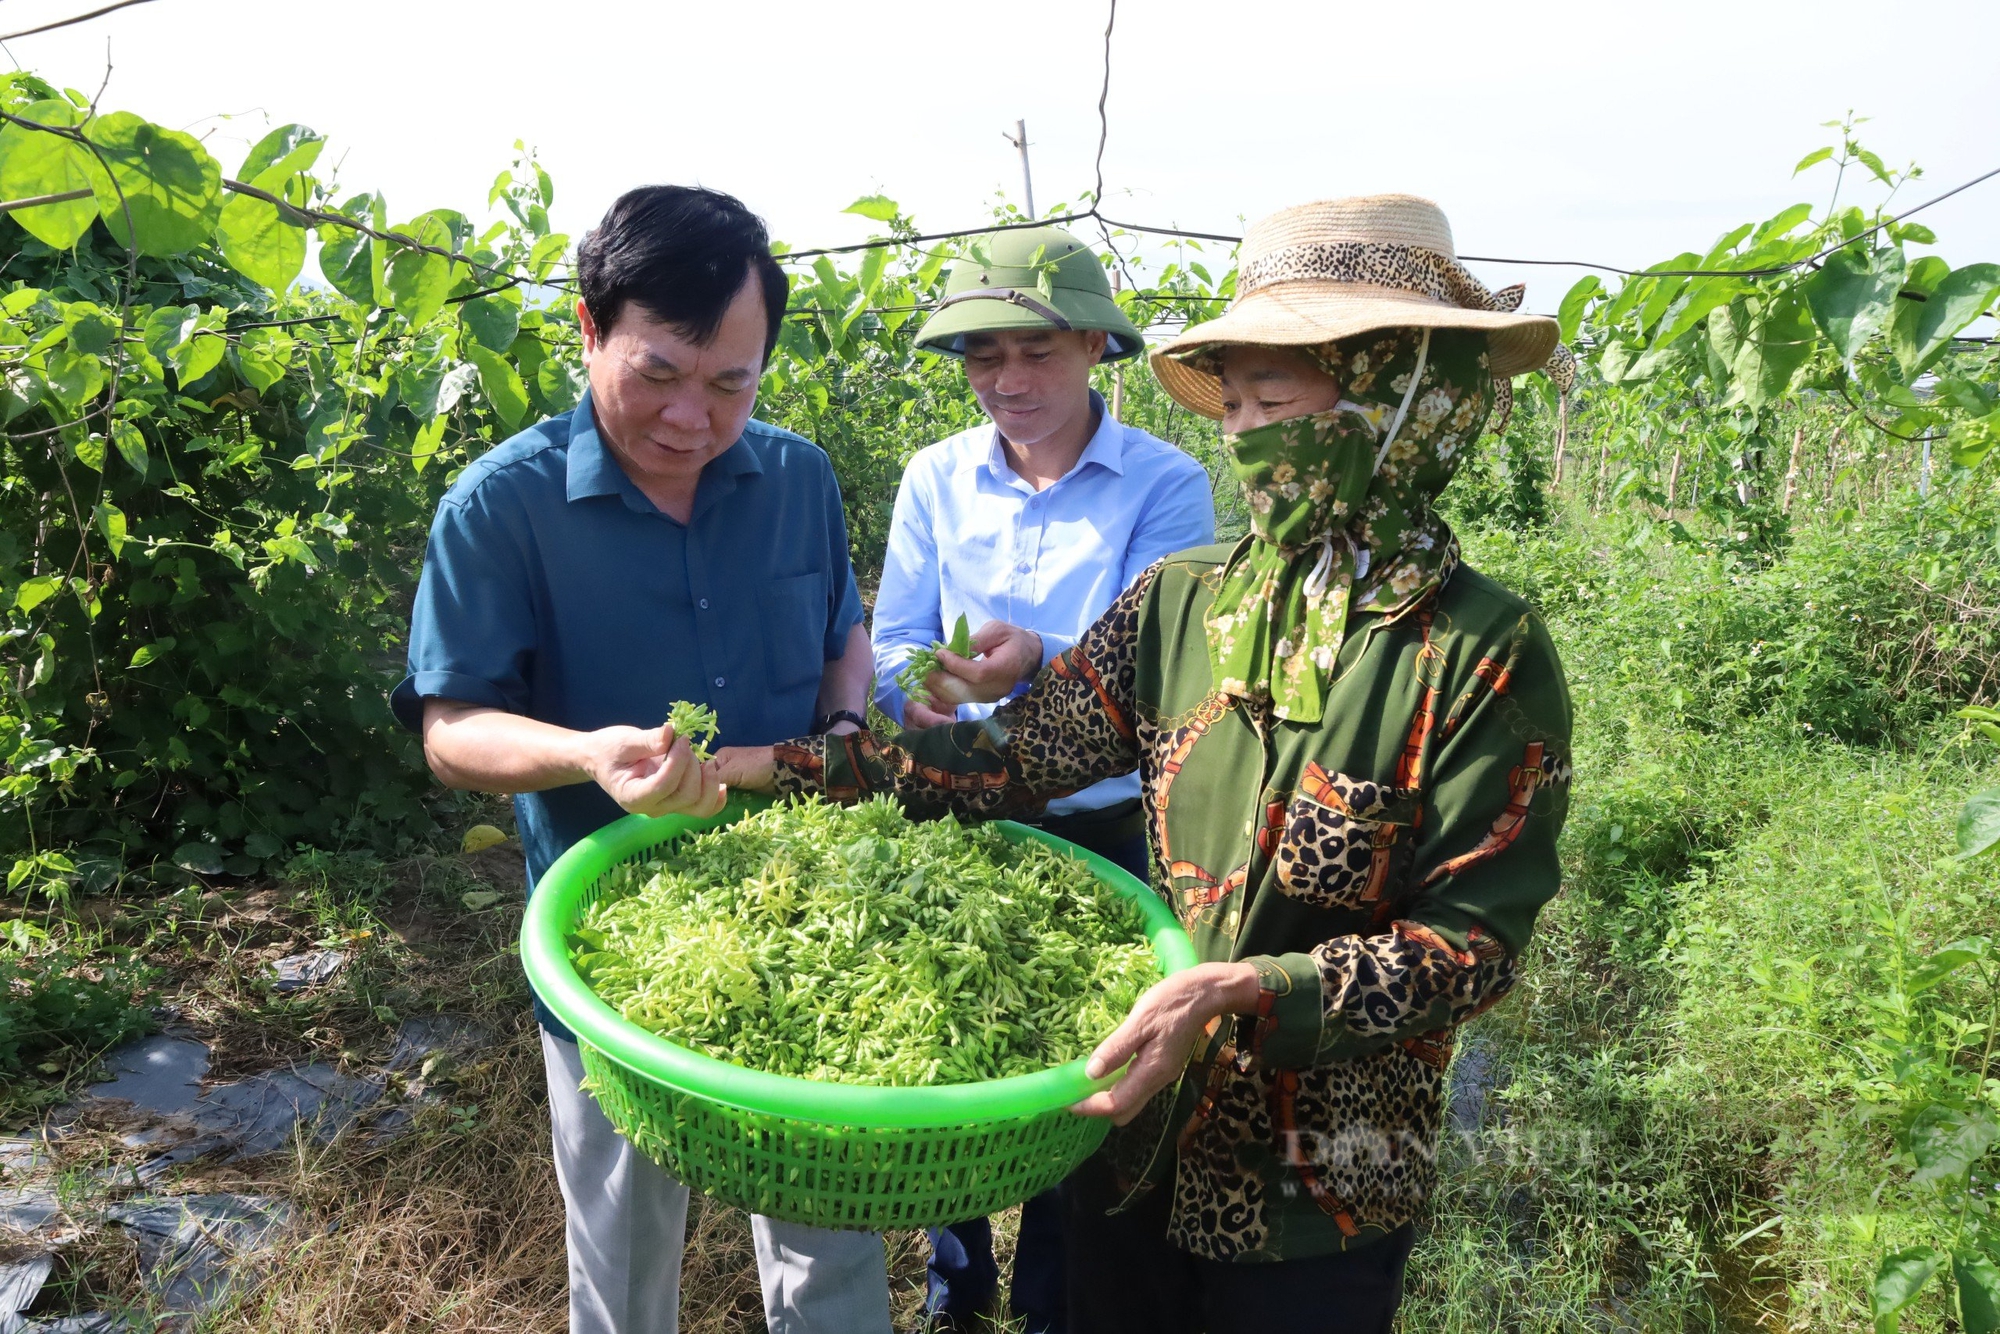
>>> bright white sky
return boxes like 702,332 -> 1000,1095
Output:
6,0 -> 1999,320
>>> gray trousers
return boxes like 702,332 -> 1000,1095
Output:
542,1031 -> 893,1333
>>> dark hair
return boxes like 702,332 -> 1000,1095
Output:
576,185 -> 789,360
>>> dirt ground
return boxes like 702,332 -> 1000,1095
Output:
5,842 -> 1019,1332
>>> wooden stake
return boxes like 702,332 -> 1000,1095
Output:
1666,447 -> 1682,511
1782,423 -> 1806,514
1110,269 -> 1124,420
1552,393 -> 1569,487
1552,396 -> 1568,490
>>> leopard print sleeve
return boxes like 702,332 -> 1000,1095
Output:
1242,609 -> 1573,1069
771,564 -> 1157,821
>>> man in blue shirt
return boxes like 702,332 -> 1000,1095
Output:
393,187 -> 884,1334
875,227 -> 1215,1333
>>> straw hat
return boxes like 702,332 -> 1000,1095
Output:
1151,195 -> 1559,420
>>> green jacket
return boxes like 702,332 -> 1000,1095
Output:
774,542 -> 1573,1261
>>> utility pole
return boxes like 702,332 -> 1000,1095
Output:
1004,119 -> 1035,219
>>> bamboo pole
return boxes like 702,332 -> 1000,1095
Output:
1666,448 -> 1682,512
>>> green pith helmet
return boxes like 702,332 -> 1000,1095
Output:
913,225 -> 1145,362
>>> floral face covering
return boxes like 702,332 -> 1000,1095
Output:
1203,327 -> 1495,723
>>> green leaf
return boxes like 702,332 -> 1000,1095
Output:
1909,1103 -> 2000,1184
237,123 -> 322,187
1957,1251 -> 2000,1334
1950,412 -> 2000,470
858,244 -> 887,301
1908,938 -> 1991,994
83,111 -> 223,258
318,224 -> 376,305
62,302 -> 117,355
1601,274 -> 1653,333
72,431 -> 105,471
1890,262 -> 2000,377
0,100 -> 98,248
465,342 -> 528,428
1597,339 -> 1640,386
40,347 -> 103,408
1555,277 -> 1601,345
534,357 -> 584,414
1873,1247 -> 1944,1332
141,304 -> 185,363
1958,788 -> 2000,861
385,213 -> 454,327
844,194 -> 900,222
234,327 -> 294,393
316,192 -> 386,306
172,841 -> 224,876
460,292 -> 521,351
14,573 -> 61,613
1732,292 -> 1817,408
128,636 -> 176,667
435,362 -> 479,415
1653,277 -> 1747,349
947,613 -> 972,656
1803,246 -> 1906,366
1792,146 -> 1834,176
92,502 -> 128,558
1636,271 -> 1690,336
410,415 -> 446,474
167,309 -> 227,384
528,232 -> 569,281
1751,202 -> 1814,245
216,191 -> 306,291
110,419 -> 147,478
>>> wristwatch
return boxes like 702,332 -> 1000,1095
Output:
811,709 -> 867,735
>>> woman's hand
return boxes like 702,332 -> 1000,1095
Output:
1070,962 -> 1262,1125
902,698 -> 960,729
709,744 -> 777,794
926,620 -> 1043,708
584,723 -> 727,818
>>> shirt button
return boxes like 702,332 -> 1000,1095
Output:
714,677 -> 725,689
698,598 -> 710,610
1017,561 -> 1031,573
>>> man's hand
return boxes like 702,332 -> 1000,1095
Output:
710,744 -> 777,794
925,620 -> 1043,709
1070,962 -> 1262,1125
582,722 -> 726,818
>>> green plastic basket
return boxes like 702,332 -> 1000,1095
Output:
520,796 -> 1198,1231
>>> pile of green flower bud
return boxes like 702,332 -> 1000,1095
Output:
570,796 -> 1157,1086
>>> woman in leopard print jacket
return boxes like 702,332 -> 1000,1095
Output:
715,195 -> 1574,1334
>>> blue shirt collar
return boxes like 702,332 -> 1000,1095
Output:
566,387 -> 765,515
973,390 -> 1125,484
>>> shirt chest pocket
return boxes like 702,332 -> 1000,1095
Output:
1272,764 -> 1413,912
760,571 -> 830,693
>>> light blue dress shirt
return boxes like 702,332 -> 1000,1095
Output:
872,392 -> 1216,814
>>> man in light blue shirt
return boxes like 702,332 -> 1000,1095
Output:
875,226 -> 1214,1334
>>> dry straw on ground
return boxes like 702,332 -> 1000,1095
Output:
16,847 -> 1010,1332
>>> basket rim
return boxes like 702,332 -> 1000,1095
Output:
520,795 -> 1200,1129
